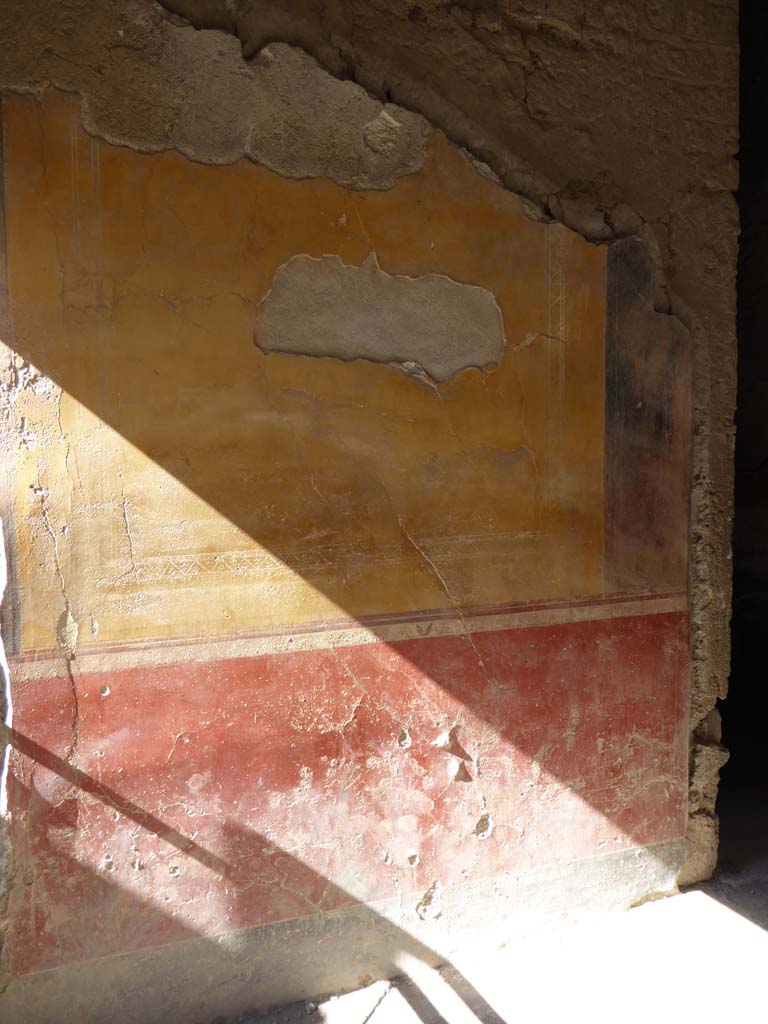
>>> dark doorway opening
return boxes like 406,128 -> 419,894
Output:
715,1 -> 768,919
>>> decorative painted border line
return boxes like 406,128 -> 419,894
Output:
9,591 -> 686,681
88,530 -> 551,584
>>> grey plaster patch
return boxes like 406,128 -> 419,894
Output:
254,254 -> 506,383
0,3 -> 428,189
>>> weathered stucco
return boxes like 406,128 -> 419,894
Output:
0,3 -> 429,188
0,0 -> 738,1016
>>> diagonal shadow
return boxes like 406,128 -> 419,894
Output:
9,728 -> 228,876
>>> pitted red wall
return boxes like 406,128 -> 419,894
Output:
8,603 -> 688,975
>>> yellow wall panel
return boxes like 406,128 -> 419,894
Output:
3,91 -> 605,653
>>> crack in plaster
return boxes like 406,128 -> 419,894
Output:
37,482 -> 80,765
366,461 -> 498,696
114,455 -> 138,578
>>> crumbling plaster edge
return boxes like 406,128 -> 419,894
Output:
0,81 -> 431,188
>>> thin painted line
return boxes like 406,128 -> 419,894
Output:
9,592 -> 687,681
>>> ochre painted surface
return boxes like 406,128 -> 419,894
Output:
1,90 -> 691,984
7,608 -> 688,976
3,91 -> 606,653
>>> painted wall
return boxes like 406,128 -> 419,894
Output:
0,78 -> 695,1021
0,16 -> 740,1009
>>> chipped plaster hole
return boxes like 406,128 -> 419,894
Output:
169,865 -> 180,877
99,684 -> 110,698
187,773 -> 205,792
383,852 -> 393,865
431,725 -> 472,762
57,609 -> 79,658
254,253 -> 506,383
407,853 -> 420,867
473,812 -> 494,840
398,728 -> 412,749
416,880 -> 442,921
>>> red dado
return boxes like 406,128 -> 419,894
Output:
7,598 -> 688,976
